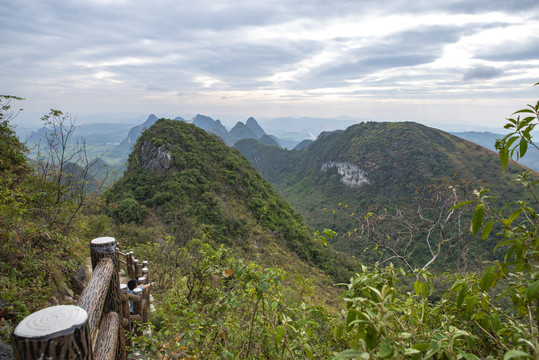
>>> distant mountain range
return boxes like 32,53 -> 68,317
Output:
23,114 -> 539,183
106,114 -> 282,163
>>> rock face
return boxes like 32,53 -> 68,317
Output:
321,161 -> 371,188
140,140 -> 172,173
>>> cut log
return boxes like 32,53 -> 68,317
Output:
12,305 -> 92,360
94,312 -> 119,360
78,257 -> 114,341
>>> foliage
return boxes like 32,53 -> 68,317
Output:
459,84 -> 539,358
127,236 -> 346,359
344,181 -> 490,274
0,97 -> 86,341
33,109 -> 109,235
333,263 -> 531,359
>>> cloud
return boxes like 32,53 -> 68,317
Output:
463,65 -> 503,80
2,0 -> 539,130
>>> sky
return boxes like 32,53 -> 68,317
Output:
2,0 -> 539,132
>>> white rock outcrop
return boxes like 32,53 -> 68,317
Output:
140,140 -> 172,173
321,161 -> 371,188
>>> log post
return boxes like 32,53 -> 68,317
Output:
11,305 -> 92,360
134,259 -> 142,279
142,267 -> 149,283
128,252 -> 136,280
132,287 -> 143,335
120,284 -> 130,330
86,237 -> 125,360
89,237 -> 117,270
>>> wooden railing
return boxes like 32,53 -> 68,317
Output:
10,237 -> 150,360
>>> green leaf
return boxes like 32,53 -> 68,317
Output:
513,109 -> 536,114
422,281 -> 429,299
471,204 -> 485,236
526,280 -> 539,300
412,342 -> 430,351
456,285 -> 468,308
276,325 -> 284,343
424,341 -> 441,359
346,309 -> 359,328
449,200 -> 475,211
480,266 -> 496,292
466,294 -> 479,312
304,345 -> 313,359
335,323 -> 344,339
490,312 -> 501,331
503,349 -> 533,360
377,338 -> 394,358
481,219 -> 493,241
507,208 -> 523,225
404,348 -> 420,356
499,150 -> 509,172
414,281 -> 422,296
333,349 -> 365,359
365,326 -> 378,350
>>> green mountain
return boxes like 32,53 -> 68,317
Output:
228,121 -> 257,142
234,121 -> 535,269
105,119 -> 357,281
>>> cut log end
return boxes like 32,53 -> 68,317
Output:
91,237 -> 116,245
12,305 -> 92,360
14,305 -> 87,339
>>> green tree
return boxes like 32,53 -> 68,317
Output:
463,82 -> 539,357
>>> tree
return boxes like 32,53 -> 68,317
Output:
33,109 -> 109,235
0,95 -> 26,174
349,181 -> 477,278
463,83 -> 539,355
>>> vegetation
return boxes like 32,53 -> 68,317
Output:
3,85 -> 539,359
105,119 -> 358,282
235,120 -> 534,272
0,97 -> 87,341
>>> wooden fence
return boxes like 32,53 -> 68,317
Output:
10,237 -> 151,360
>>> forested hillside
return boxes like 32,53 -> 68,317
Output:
235,121 -> 535,271
105,118 -> 357,282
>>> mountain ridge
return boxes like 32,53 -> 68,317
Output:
106,119 -> 358,282
234,121 -> 536,269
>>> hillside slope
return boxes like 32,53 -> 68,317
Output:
105,119 -> 357,282
235,121 -> 535,268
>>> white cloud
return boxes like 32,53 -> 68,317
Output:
2,0 -> 539,130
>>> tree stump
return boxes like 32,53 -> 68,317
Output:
11,305 -> 92,360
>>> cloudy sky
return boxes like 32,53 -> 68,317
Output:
2,0 -> 539,131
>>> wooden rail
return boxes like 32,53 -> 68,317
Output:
11,237 -> 151,360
